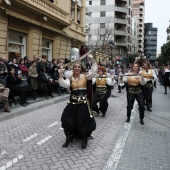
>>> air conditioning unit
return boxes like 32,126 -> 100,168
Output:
85,24 -> 89,29
84,24 -> 89,33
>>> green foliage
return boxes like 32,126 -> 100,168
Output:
128,53 -> 138,64
158,41 -> 170,64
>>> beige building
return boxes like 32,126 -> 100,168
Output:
0,0 -> 86,61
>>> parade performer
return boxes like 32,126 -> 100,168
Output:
92,66 -> 113,117
58,54 -> 97,149
123,63 -> 147,125
141,62 -> 157,112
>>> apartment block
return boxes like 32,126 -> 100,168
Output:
144,23 -> 157,62
86,0 -> 132,63
0,0 -> 86,60
132,0 -> 145,55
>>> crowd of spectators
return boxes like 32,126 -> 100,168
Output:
0,56 -> 69,111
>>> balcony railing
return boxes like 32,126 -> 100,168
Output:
114,30 -> 127,36
114,18 -> 127,25
20,0 -> 69,23
115,6 -> 127,13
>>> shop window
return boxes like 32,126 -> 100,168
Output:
8,30 -> 26,60
42,38 -> 52,61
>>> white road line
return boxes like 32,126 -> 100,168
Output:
0,151 -> 6,156
37,136 -> 52,146
23,133 -> 38,142
103,102 -> 137,170
0,154 -> 24,170
47,122 -> 58,128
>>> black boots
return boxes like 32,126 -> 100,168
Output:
62,136 -> 73,147
140,119 -> 144,125
147,108 -> 152,112
81,139 -> 88,149
126,118 -> 130,123
102,112 -> 106,117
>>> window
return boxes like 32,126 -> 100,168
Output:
8,30 -> 26,60
100,23 -> 105,28
100,35 -> 104,40
100,11 -> 105,17
89,12 -> 92,17
42,38 -> 52,61
89,1 -> 92,5
101,0 -> 106,5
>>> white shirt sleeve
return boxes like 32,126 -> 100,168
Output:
59,78 -> 70,89
140,77 -> 147,85
92,77 -> 96,85
106,77 -> 114,86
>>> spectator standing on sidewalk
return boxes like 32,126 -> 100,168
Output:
163,64 -> 170,94
141,61 -> 157,112
123,63 -> 147,125
58,54 -> 97,149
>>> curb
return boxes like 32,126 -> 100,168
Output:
0,94 -> 69,122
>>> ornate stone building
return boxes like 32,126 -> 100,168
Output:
0,0 -> 86,60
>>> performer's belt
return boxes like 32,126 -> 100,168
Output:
69,94 -> 87,104
128,85 -> 140,88
96,87 -> 107,94
71,89 -> 87,97
147,80 -> 152,83
128,85 -> 142,94
144,80 -> 153,88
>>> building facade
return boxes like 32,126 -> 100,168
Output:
0,0 -> 86,61
144,23 -> 157,62
86,0 -> 132,63
132,0 -> 145,55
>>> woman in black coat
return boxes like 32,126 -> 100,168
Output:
37,67 -> 53,98
6,66 -> 28,107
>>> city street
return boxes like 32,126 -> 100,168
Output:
0,84 -> 170,170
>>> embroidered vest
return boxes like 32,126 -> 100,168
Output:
71,75 -> 87,90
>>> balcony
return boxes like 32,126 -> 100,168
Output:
114,39 -> 127,47
114,29 -> 127,36
114,18 -> 127,25
115,6 -> 127,14
2,0 -> 70,27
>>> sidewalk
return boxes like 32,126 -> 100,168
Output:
0,94 -> 69,122
104,84 -> 170,170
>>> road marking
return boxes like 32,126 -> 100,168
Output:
0,151 -> 6,157
37,136 -> 52,146
23,133 -> 38,142
47,121 -> 58,128
103,103 -> 137,170
0,154 -> 24,170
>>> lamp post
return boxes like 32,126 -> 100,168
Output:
108,40 -> 114,63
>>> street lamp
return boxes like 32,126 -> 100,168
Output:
108,40 -> 114,63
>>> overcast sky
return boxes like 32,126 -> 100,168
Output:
145,0 -> 170,50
